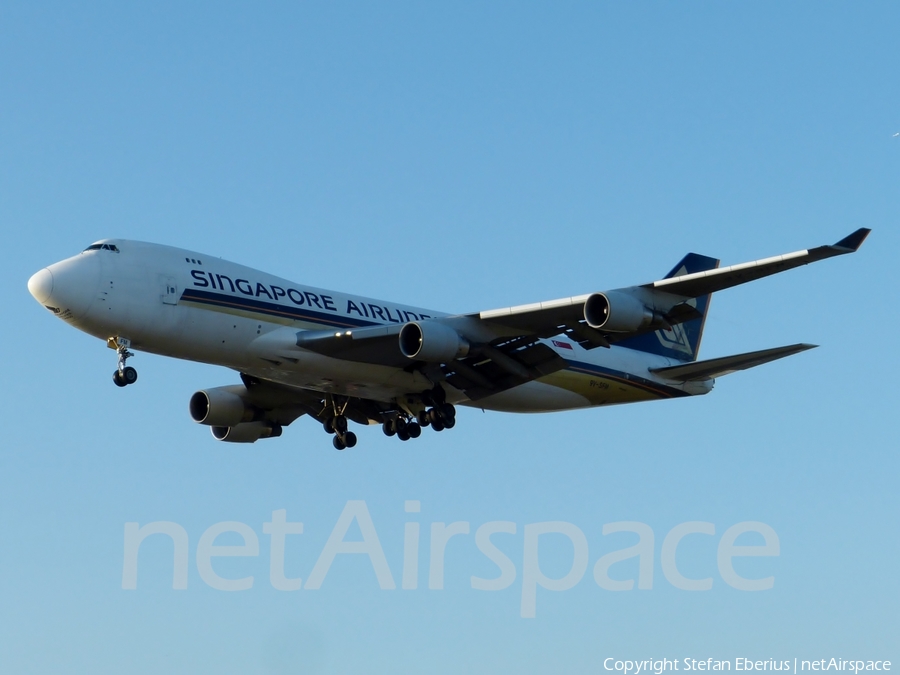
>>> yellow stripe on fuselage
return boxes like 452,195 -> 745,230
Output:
540,366 -> 673,405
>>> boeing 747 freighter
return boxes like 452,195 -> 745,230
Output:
27,229 -> 870,449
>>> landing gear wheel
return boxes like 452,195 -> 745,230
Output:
111,337 -> 136,387
431,418 -> 445,432
343,431 -> 357,448
439,403 -> 455,420
323,419 -> 335,434
407,422 -> 421,438
333,415 -> 348,434
397,427 -> 411,441
382,420 -> 396,437
333,435 -> 347,450
416,410 -> 430,427
442,416 -> 456,429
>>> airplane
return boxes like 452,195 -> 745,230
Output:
27,229 -> 870,450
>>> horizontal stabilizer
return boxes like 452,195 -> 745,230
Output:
650,343 -> 817,382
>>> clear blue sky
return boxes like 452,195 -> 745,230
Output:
1,3 -> 898,673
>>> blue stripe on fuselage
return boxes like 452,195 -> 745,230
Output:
180,288 -> 378,329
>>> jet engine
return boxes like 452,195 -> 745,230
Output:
211,421 -> 282,443
189,385 -> 256,427
584,291 -> 654,332
399,320 -> 469,362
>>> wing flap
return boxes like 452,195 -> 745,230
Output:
649,343 -> 817,382
443,341 -> 568,400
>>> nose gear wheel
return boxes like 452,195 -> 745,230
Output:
109,337 -> 138,387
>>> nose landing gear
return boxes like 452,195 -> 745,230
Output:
113,367 -> 138,387
109,337 -> 138,387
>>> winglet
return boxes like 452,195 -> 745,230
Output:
833,228 -> 871,252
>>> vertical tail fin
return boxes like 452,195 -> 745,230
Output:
616,253 -> 720,362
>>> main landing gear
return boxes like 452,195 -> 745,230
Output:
325,416 -> 357,451
381,416 -> 423,441
110,337 -> 138,388
322,387 -> 456,450
382,386 -> 456,442
322,396 -> 357,451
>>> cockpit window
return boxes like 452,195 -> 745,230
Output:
83,243 -> 120,252
84,244 -> 102,251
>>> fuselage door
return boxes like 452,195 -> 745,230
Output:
161,276 -> 178,305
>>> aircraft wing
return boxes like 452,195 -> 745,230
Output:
237,373 -> 400,427
295,324 -> 410,368
471,228 -> 870,344
254,323 -> 570,402
643,228 -> 870,298
234,374 -> 325,426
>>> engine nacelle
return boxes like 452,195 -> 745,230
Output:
211,422 -> 282,443
399,320 -> 470,362
189,386 -> 255,427
584,291 -> 654,332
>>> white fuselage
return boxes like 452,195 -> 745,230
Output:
28,240 -> 711,412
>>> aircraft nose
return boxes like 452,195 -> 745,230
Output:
29,254 -> 101,319
28,268 -> 54,304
